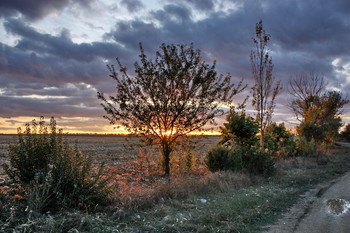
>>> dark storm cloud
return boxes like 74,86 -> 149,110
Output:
162,4 -> 192,22
0,82 -> 104,118
0,0 -> 93,20
0,41 -> 117,119
105,20 -> 162,52
108,3 -> 254,76
106,0 -> 350,84
4,18 -> 129,62
0,43 -> 109,86
165,0 -> 214,12
263,1 -> 350,57
120,0 -> 144,13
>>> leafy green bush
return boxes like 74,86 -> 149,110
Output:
219,108 -> 259,148
264,123 -> 296,158
3,117 -> 112,212
206,146 -> 275,177
211,108 -> 275,177
206,147 -> 232,172
243,148 -> 275,177
295,136 -> 317,157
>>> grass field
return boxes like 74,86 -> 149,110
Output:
2,134 -> 350,232
0,134 -> 220,180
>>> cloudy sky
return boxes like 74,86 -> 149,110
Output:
1,0 -> 350,134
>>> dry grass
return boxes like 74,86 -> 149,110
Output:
117,171 -> 251,210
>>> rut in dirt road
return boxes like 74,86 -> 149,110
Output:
268,143 -> 350,233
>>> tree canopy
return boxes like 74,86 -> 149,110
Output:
219,107 -> 259,149
289,73 -> 349,143
98,43 -> 245,176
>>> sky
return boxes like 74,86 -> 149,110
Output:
0,0 -> 350,134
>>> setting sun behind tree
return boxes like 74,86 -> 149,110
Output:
98,43 -> 246,176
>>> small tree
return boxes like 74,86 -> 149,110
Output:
264,122 -> 296,158
98,43 -> 245,176
251,20 -> 282,148
213,107 -> 275,177
289,74 -> 349,143
288,73 -> 325,121
219,107 -> 259,148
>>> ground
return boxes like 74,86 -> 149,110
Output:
268,142 -> 350,233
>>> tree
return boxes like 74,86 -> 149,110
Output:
251,20 -> 282,148
219,107 -> 259,149
98,43 -> 245,176
208,107 -> 275,176
289,74 -> 349,143
288,73 -> 325,121
264,122 -> 296,158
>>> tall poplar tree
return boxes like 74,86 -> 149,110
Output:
251,20 -> 282,148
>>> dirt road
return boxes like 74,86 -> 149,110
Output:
268,144 -> 350,233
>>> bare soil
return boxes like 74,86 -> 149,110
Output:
267,143 -> 350,233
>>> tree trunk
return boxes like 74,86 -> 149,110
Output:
162,142 -> 171,177
260,128 -> 265,149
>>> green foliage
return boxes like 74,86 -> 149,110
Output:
290,73 -> 348,144
206,147 -> 232,172
219,108 -> 259,148
3,117 -> 111,212
206,146 -> 274,177
98,43 -> 245,176
297,121 -> 324,143
295,136 -> 317,157
243,147 -> 275,177
4,117 -> 61,184
296,92 -> 345,144
264,122 -> 296,158
213,107 -> 275,176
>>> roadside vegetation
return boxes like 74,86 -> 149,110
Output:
1,20 -> 350,232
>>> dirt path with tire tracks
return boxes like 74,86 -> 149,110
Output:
267,142 -> 350,233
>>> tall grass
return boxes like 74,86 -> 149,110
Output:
118,171 -> 251,209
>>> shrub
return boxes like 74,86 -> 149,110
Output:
243,148 -> 275,177
3,117 -> 112,213
206,146 -> 275,177
219,108 -> 259,148
264,123 -> 296,158
295,136 -> 317,157
206,147 -> 232,172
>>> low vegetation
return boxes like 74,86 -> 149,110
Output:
2,117 -> 112,216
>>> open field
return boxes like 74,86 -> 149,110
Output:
0,134 -> 220,180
